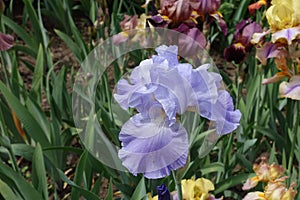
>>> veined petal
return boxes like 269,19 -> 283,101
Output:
216,91 -> 241,134
118,114 -> 189,179
114,78 -> 142,109
279,75 -> 300,100
128,84 -> 158,114
150,66 -> 197,122
272,27 -> 300,45
256,42 -> 283,65
192,64 -> 221,103
152,45 -> 178,67
179,27 -> 206,56
181,179 -> 196,199
190,0 -> 220,15
201,90 -> 241,135
160,0 -> 192,22
195,178 -> 215,194
241,21 -> 262,45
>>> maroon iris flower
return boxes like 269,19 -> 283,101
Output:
224,19 -> 262,64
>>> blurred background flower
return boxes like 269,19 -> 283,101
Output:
224,19 -> 262,64
242,161 -> 284,190
0,32 -> 14,51
248,0 -> 269,15
249,0 -> 300,100
242,161 -> 297,200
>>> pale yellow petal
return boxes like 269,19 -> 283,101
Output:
195,178 -> 215,193
181,179 -> 196,199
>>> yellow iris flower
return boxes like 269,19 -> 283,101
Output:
148,177 -> 221,200
181,178 -> 215,200
266,0 -> 300,31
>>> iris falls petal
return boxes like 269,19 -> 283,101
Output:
118,114 -> 189,179
279,75 -> 300,100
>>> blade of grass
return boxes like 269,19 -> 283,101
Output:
57,169 -> 100,200
129,177 -> 147,200
104,178 -> 113,200
32,143 -> 48,200
214,173 -> 255,195
71,150 -> 89,200
0,81 -> 50,146
30,44 -> 44,101
23,0 -> 43,45
0,179 -> 19,199
0,161 -> 43,200
2,16 -> 38,49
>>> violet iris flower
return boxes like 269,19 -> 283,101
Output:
157,184 -> 171,200
114,45 -> 241,179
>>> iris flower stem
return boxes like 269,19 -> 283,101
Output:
172,171 -> 183,200
235,63 -> 241,109
253,68 -> 262,139
287,101 -> 299,176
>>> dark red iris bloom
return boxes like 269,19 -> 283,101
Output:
224,19 -> 262,64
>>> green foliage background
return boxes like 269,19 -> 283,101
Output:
0,0 -> 299,199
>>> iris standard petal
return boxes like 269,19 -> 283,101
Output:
240,20 -> 262,46
191,64 -> 221,114
114,78 -> 142,109
118,114 -> 189,179
150,66 -> 197,115
160,0 -> 192,22
153,45 -> 179,67
114,59 -> 159,111
215,90 -> 241,135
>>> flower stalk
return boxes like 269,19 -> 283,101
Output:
172,171 -> 183,200
287,100 -> 299,176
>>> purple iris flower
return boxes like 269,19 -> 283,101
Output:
114,45 -> 241,179
157,184 -> 171,200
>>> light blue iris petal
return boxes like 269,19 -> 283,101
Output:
118,114 -> 189,179
200,90 -> 241,135
153,45 -> 179,67
114,79 -> 141,110
150,66 -> 197,114
214,90 -> 241,135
